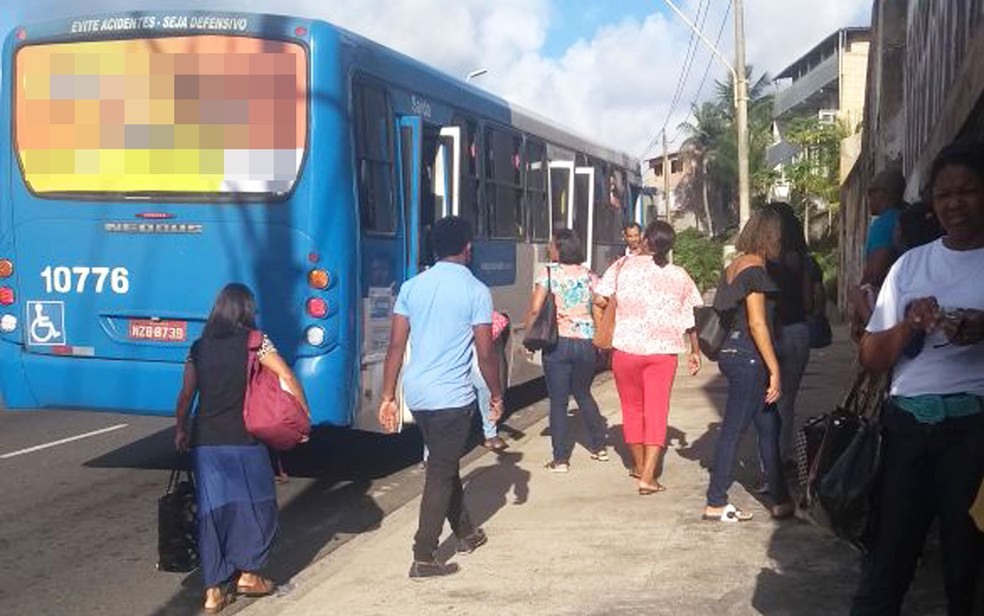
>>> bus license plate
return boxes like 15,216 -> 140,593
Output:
128,320 -> 187,342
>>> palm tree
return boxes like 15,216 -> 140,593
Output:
677,65 -> 776,234
678,101 -> 726,235
712,67 -> 778,203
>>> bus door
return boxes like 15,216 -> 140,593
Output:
356,116 -> 457,431
574,166 -> 595,269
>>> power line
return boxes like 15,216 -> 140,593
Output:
669,0 -> 732,145
639,0 -> 710,159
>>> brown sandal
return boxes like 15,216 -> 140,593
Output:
203,588 -> 235,614
237,576 -> 275,597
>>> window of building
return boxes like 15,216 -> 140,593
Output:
671,158 -> 683,174
353,81 -> 396,234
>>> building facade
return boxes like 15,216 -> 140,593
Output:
769,28 -> 872,194
840,0 -> 984,308
641,147 -> 719,234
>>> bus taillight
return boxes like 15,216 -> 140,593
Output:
306,297 -> 328,318
0,287 -> 14,305
307,268 -> 330,289
0,259 -> 12,278
16,28 -> 26,41
305,326 -> 326,347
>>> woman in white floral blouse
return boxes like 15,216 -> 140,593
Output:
595,221 -> 703,495
524,228 -> 608,472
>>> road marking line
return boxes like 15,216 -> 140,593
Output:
0,423 -> 129,459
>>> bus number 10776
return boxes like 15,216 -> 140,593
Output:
40,266 -> 130,294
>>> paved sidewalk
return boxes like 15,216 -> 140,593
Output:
241,327 -> 947,616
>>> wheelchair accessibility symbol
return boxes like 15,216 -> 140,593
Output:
26,301 -> 66,346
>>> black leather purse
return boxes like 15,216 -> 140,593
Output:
157,468 -> 199,573
523,267 -> 558,351
694,306 -> 730,361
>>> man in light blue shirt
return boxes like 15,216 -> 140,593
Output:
378,216 -> 503,579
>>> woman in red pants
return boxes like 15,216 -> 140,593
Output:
594,221 -> 703,494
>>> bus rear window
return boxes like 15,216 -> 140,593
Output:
14,36 -> 307,198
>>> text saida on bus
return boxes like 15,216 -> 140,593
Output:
0,11 -> 640,431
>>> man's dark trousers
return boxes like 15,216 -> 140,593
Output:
411,402 -> 477,561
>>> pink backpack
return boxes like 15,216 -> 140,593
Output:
243,330 -> 310,450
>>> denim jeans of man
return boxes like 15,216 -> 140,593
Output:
542,337 -> 607,462
411,403 -> 477,561
777,321 -> 811,461
707,330 -> 789,507
851,405 -> 984,616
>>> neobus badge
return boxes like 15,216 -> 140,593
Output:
103,222 -> 203,234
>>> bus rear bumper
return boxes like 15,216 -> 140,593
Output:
1,349 -> 356,426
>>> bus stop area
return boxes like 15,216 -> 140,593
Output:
240,326 -> 946,616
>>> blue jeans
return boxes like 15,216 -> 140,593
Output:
707,329 -> 789,507
776,321 -> 811,460
542,337 -> 607,462
471,352 -> 496,439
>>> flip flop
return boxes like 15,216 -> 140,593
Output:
702,503 -> 753,522
638,483 -> 666,495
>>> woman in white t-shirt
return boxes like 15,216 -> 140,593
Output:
853,142 -> 984,616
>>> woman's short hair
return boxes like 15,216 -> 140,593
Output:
929,141 -> 984,193
431,216 -> 473,259
735,207 -> 783,260
203,283 -> 257,338
552,228 -> 585,264
644,220 -> 675,267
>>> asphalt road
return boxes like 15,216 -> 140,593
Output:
0,380 -> 549,616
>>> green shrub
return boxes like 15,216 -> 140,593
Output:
811,245 -> 839,301
674,228 -> 726,293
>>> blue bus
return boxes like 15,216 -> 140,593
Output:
0,11 -> 639,430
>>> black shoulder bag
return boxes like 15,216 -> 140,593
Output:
523,267 -> 559,351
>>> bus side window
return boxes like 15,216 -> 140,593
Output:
486,125 -> 524,240
592,161 -> 622,244
455,115 -> 483,237
354,82 -> 396,234
526,139 -> 549,241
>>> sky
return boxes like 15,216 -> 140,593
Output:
0,0 -> 872,157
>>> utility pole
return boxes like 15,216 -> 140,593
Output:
733,0 -> 751,227
661,0 -> 751,227
662,130 -> 671,222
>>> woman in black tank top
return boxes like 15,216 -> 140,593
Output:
174,283 -> 309,613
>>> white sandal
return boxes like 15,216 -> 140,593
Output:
702,503 -> 754,522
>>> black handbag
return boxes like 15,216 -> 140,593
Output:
801,367 -> 887,551
694,306 -> 730,361
157,468 -> 199,573
817,409 -> 883,551
808,314 -> 833,349
523,267 -> 558,351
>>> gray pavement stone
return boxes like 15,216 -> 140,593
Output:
239,327 -> 948,616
